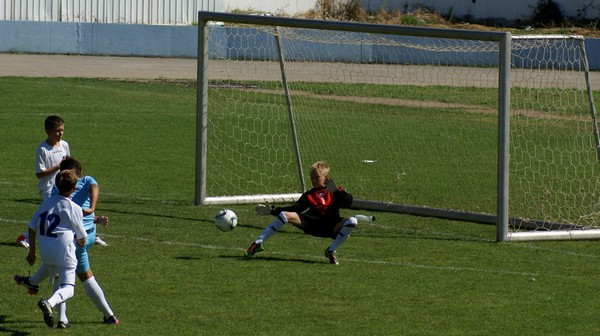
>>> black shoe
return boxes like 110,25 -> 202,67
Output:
103,315 -> 120,325
324,249 -> 339,265
13,275 -> 39,295
57,321 -> 70,329
37,300 -> 54,327
244,242 -> 264,257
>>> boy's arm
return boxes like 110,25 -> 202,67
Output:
83,183 -> 99,216
326,179 -> 353,208
255,195 -> 308,216
35,164 -> 61,179
273,194 -> 309,215
75,237 -> 86,247
72,206 -> 87,247
26,228 -> 36,266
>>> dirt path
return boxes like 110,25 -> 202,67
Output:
2,53 -> 600,90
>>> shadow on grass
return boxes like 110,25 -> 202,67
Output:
0,314 -> 32,336
175,255 -> 324,264
96,207 -> 211,223
13,198 -> 40,205
0,241 -> 25,248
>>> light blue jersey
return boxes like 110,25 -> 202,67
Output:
52,176 -> 97,231
51,175 -> 99,273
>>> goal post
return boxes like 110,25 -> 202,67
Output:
195,11 -> 600,242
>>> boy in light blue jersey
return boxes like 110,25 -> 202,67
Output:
14,158 -> 119,328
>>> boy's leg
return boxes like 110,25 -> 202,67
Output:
54,280 -> 69,326
256,212 -> 289,244
326,217 -> 358,253
37,265 -> 75,328
82,275 -> 115,319
29,264 -> 50,286
46,266 -> 76,307
245,212 -> 289,256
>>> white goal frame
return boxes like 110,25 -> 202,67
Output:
195,11 -> 599,242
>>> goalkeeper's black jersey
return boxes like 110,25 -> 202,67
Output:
273,186 -> 353,221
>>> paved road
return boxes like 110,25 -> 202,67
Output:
0,54 -> 198,80
2,53 -> 600,90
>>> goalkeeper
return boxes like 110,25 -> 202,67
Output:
245,161 -> 357,265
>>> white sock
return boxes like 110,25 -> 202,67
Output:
328,217 -> 358,252
56,302 -> 68,324
53,281 -> 68,323
256,212 -> 287,244
83,276 -> 114,318
47,284 -> 74,307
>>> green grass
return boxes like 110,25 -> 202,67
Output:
2,77 -> 600,335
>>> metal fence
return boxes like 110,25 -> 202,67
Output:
0,0 -> 220,24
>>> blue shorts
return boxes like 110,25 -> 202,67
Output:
76,226 -> 96,274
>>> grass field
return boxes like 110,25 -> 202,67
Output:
2,77 -> 600,335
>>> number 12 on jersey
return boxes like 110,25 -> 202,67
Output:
38,211 -> 60,238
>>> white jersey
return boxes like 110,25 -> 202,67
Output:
28,194 -> 86,268
35,140 -> 70,198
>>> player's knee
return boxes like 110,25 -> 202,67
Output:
346,217 -> 358,228
59,284 -> 75,300
277,212 -> 289,223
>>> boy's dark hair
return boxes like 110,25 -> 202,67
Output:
45,115 -> 64,131
60,157 -> 82,176
55,170 -> 78,194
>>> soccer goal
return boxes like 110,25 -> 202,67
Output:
195,11 -> 600,242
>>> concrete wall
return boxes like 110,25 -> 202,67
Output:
0,20 -> 599,70
0,21 -> 197,57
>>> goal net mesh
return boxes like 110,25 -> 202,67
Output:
199,19 -> 600,235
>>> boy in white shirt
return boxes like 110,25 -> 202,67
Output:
17,115 -> 70,248
25,169 -> 86,328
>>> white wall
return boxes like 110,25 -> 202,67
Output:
0,0 -> 317,23
222,0 -> 316,15
0,0 -> 225,24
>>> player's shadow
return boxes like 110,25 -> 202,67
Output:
238,255 -> 323,264
0,242 -> 26,248
0,314 -> 32,336
13,198 -> 40,205
175,255 -> 323,264
94,206 -> 210,223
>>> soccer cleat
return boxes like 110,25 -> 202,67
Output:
16,234 -> 29,248
244,242 -> 264,257
324,249 -> 339,265
95,236 -> 108,246
57,321 -> 70,329
38,299 -> 54,327
103,315 -> 120,325
13,275 -> 39,295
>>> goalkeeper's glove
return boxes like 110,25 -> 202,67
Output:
325,178 -> 338,192
255,203 -> 273,216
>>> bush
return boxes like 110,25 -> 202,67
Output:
529,0 -> 564,27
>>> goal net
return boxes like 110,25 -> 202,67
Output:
195,12 -> 600,242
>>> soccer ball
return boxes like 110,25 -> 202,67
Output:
215,209 -> 238,232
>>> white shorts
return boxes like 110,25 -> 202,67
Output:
45,264 -> 76,288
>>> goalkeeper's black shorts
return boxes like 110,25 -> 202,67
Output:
298,213 -> 342,239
